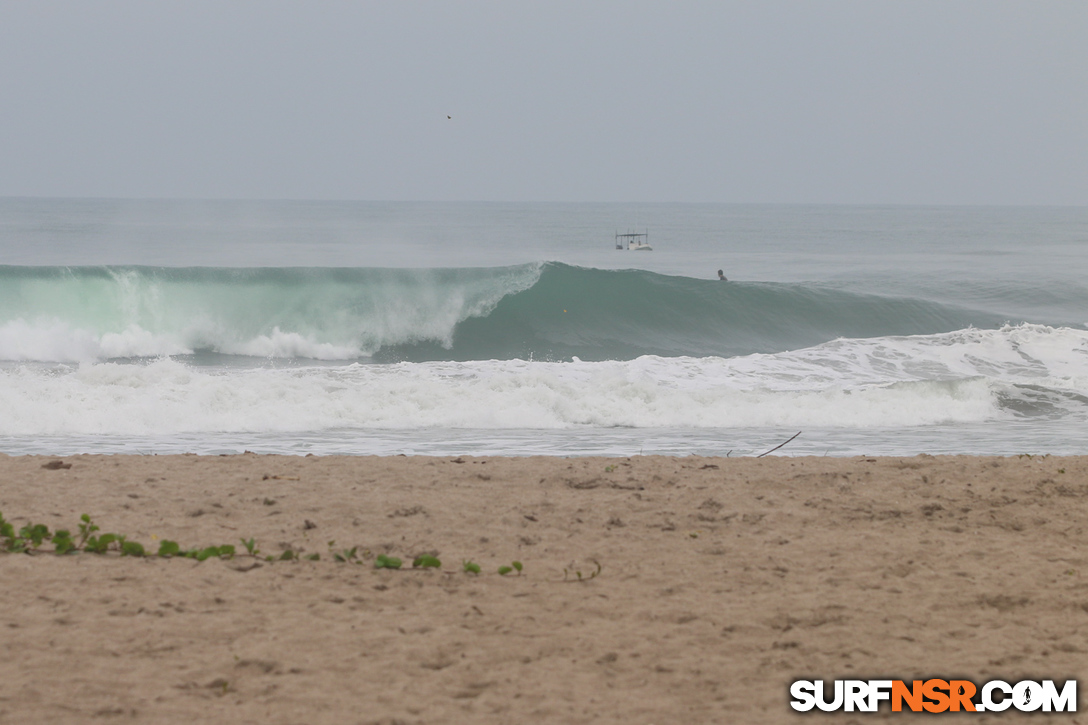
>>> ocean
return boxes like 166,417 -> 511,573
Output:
1,198 -> 1085,457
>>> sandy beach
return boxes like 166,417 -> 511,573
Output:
1,453 -> 1086,723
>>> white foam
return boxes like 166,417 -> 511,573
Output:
0,319 -> 192,363
1,324 -> 1085,436
215,327 -> 364,360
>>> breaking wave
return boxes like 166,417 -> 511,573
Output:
0,263 -> 1014,362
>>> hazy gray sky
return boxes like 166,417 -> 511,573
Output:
1,1 -> 1085,204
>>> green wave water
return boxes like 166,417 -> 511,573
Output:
0,263 -> 1013,362
380,263 -> 1011,361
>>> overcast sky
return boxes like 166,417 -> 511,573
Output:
1,1 -> 1085,204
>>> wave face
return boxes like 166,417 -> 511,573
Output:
0,263 -> 1011,363
1,325 -> 1085,436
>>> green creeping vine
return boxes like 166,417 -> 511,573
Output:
0,511 -> 536,577
1,512 -> 239,561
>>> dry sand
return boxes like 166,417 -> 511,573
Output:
1,453 -> 1087,723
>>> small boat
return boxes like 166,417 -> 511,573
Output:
615,231 -> 652,251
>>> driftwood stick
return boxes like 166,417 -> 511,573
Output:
756,431 -> 801,458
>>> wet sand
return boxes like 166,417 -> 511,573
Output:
1,453 -> 1086,723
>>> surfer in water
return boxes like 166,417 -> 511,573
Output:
717,269 -> 727,281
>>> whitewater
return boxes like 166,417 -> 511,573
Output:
1,199 -> 1085,456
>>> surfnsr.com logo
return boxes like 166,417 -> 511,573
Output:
790,679 -> 1076,713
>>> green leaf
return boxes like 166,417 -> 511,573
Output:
462,560 -> 481,574
279,549 -> 296,561
412,554 -> 441,569
121,541 -> 145,557
218,544 -> 235,559
498,566 -> 512,576
512,561 -> 523,573
196,546 -> 221,561
374,554 -> 402,570
52,530 -> 75,555
157,540 -> 181,557
77,514 -> 99,545
85,533 -> 117,554
21,523 -> 50,546
305,553 -> 320,561
53,538 -> 76,555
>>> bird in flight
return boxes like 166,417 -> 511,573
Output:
447,115 -> 451,119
